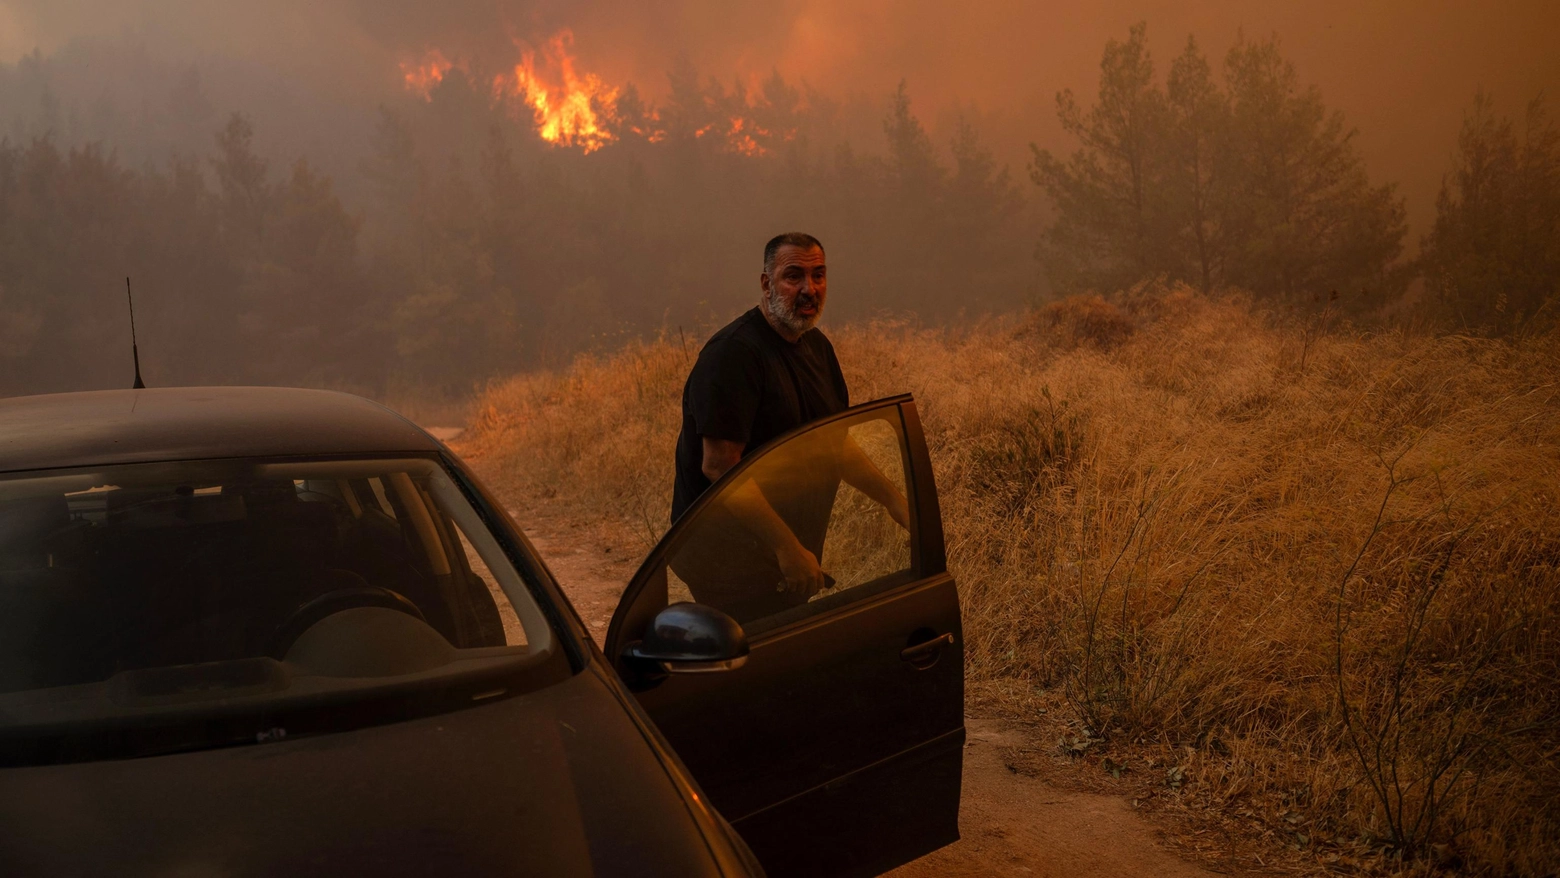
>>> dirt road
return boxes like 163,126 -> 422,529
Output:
504,509 -> 1221,878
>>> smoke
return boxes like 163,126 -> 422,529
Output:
5,0 -> 1556,234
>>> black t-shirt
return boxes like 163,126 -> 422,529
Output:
672,307 -> 849,522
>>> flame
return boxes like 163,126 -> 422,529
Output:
401,50 -> 453,100
399,31 -> 797,157
697,118 -> 772,157
629,125 -> 667,143
494,31 -> 617,154
726,117 -> 769,157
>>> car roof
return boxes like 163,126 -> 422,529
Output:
0,387 -> 441,473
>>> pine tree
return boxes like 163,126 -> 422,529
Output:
1422,93 -> 1560,333
1218,34 -> 1405,300
1163,36 -> 1225,292
1032,25 -> 1406,302
1031,23 -> 1166,293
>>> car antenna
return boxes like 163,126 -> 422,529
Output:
126,276 -> 146,389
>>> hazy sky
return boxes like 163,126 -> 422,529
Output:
4,0 -> 1557,235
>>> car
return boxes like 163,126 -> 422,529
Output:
0,386 -> 964,877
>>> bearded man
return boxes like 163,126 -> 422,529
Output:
671,233 -> 908,622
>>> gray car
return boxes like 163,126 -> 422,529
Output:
0,387 -> 964,877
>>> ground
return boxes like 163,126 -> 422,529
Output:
890,718 -> 1215,878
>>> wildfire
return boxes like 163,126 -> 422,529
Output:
692,118 -> 769,156
494,30 -> 617,154
726,117 -> 769,157
399,31 -> 794,157
400,50 -> 454,100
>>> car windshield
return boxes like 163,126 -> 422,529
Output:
0,456 -> 555,762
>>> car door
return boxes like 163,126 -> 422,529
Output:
605,395 -> 963,878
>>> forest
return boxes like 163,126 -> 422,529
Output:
2,23 -> 1553,399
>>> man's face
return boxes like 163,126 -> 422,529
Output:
761,245 -> 828,337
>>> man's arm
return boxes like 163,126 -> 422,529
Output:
700,436 -> 744,483
702,436 -> 826,597
840,437 -> 911,530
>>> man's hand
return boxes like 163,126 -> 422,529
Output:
775,541 -> 826,598
886,492 -> 911,531
714,456 -> 829,600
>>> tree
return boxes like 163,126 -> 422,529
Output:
1218,34 -> 1405,300
211,112 -> 269,250
267,159 -> 362,334
661,54 -> 718,144
1163,36 -> 1226,292
361,108 -> 424,214
210,115 -> 375,383
947,116 -> 1027,303
883,80 -> 943,200
875,83 -> 953,315
1422,92 -> 1560,333
1031,23 -> 1166,293
1032,25 -> 1407,302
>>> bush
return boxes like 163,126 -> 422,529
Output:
1024,293 -> 1137,349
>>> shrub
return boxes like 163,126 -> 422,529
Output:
1025,293 -> 1137,349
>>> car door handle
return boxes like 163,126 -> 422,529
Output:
900,632 -> 955,665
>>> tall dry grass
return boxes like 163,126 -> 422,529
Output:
463,283 -> 1560,874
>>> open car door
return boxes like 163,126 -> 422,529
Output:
605,395 -> 963,878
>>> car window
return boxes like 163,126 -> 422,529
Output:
664,408 -> 918,635
454,525 -> 529,646
0,457 -> 553,758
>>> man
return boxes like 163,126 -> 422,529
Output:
671,233 -> 909,622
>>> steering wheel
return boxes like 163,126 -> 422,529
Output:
268,580 -> 426,659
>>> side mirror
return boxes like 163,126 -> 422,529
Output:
625,602 -> 749,674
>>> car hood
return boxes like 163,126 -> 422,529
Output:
0,666 -> 723,877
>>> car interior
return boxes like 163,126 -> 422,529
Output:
0,458 -> 533,699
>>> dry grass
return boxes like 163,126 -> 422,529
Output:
463,282 -> 1560,875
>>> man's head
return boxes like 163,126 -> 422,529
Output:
760,232 -> 827,341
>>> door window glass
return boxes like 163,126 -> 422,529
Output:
665,407 -> 916,633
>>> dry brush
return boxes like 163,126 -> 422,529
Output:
463,283 -> 1560,874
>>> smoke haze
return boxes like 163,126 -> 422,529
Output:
6,0 -> 1556,232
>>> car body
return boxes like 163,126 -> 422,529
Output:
0,387 -> 964,877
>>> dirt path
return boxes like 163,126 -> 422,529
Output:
512,511 -> 639,644
886,718 -> 1215,877
502,508 -> 1222,877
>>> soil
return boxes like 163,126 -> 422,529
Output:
513,509 -> 642,643
887,718 -> 1215,878
499,505 -> 1230,878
